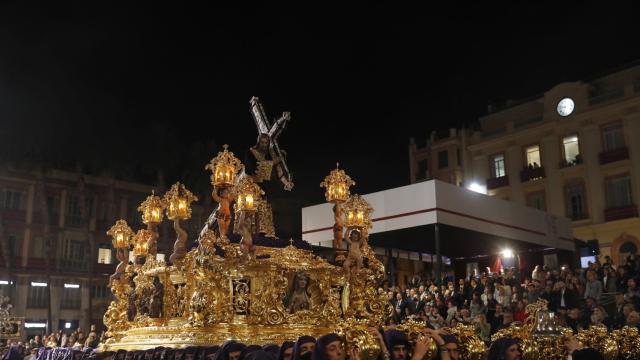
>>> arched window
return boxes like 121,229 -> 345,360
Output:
620,241 -> 638,254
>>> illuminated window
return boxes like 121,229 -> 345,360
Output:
525,145 -> 541,167
562,135 -> 581,165
490,153 -> 506,178
97,248 -> 112,264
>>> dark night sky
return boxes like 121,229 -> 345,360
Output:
1,3 -> 639,207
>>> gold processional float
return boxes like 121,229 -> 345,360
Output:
99,99 -> 640,359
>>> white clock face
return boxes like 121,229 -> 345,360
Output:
557,98 -> 575,117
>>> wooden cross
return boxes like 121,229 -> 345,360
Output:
249,96 -> 294,191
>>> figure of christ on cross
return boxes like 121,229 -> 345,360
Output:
248,96 -> 294,192
241,97 -> 296,239
197,97 -> 294,243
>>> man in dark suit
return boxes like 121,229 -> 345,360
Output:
392,292 -> 408,320
551,281 -> 577,312
613,292 -> 627,329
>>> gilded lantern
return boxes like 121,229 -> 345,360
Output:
132,229 -> 151,256
138,192 -> 166,224
343,194 -> 373,229
205,144 -> 243,188
107,220 -> 134,249
320,163 -> 355,203
164,182 -> 198,220
234,175 -> 264,212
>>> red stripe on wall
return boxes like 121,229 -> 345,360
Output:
303,207 -> 565,240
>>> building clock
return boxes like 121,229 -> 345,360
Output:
557,97 -> 575,117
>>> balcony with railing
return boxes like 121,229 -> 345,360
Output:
32,211 -> 60,227
599,147 -> 629,165
26,258 -> 47,271
0,256 -> 21,268
569,211 -> 590,221
486,176 -> 509,190
604,205 -> 638,222
0,209 -> 26,222
520,166 -> 546,182
64,215 -> 88,228
560,155 -> 584,168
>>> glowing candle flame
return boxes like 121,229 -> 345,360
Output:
246,194 -> 254,210
116,233 -> 125,247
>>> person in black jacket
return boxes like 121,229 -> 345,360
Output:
565,335 -> 604,360
551,281 -> 577,312
612,292 -> 627,329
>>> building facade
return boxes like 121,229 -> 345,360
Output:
410,64 -> 640,266
0,166 -> 210,339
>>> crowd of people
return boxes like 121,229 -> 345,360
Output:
3,326 -> 100,360
3,327 -> 608,360
381,251 -> 640,342
3,251 -> 639,360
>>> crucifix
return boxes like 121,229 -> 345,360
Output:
249,96 -> 294,191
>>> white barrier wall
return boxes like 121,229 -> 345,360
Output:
302,180 -> 573,251
433,181 -> 573,250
